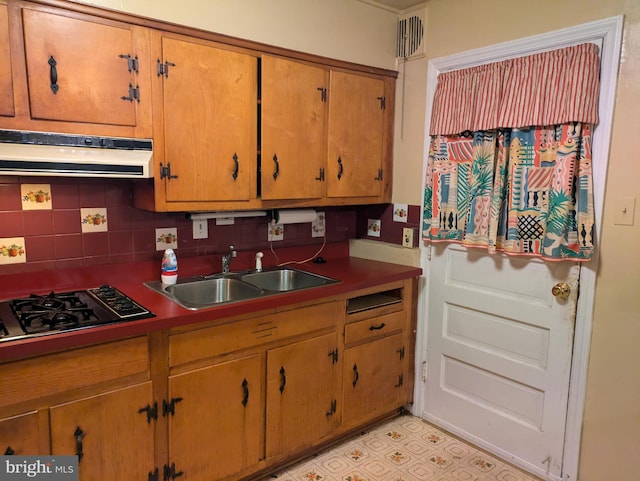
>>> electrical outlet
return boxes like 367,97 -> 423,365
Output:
192,219 -> 208,239
402,227 -> 414,248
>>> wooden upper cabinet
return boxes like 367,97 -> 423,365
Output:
20,6 -> 151,133
158,35 -> 258,203
261,55 -> 327,201
0,2 -> 14,117
327,71 -> 386,199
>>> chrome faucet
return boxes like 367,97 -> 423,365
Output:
222,245 -> 237,273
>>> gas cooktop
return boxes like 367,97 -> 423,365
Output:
0,285 -> 154,343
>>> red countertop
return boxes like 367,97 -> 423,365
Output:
0,242 -> 422,362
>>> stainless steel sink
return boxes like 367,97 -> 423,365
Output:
240,268 -> 337,291
145,267 -> 339,310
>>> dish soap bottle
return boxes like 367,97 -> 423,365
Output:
161,248 -> 178,285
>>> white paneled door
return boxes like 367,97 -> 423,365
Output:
422,244 -> 579,480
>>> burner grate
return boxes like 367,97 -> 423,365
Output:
10,292 -> 99,334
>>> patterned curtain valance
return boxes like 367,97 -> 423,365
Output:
429,43 -> 601,136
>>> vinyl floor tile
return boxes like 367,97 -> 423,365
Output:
261,415 -> 541,481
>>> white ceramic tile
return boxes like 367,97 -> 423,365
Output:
0,237 -> 26,264
393,203 -> 409,222
21,183 -> 52,210
367,219 -> 381,237
155,227 -> 177,250
81,207 -> 108,233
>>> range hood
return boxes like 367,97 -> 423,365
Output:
0,130 -> 153,178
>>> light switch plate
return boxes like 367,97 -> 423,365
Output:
193,219 -> 208,239
614,197 -> 636,226
402,227 -> 414,248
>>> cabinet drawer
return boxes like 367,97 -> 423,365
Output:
0,336 -> 149,409
170,301 -> 339,367
344,311 -> 405,346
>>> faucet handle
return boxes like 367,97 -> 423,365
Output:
229,245 -> 237,257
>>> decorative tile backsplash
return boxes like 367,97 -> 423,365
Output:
0,177 -> 362,274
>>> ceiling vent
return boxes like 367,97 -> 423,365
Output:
396,11 -> 424,60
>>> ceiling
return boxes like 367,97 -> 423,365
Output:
361,0 -> 427,12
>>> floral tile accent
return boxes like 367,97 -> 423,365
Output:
269,223 -> 284,241
367,219 -> 381,237
428,454 -> 453,469
81,208 -> 108,233
385,430 -> 406,441
155,227 -> 177,250
387,450 -> 409,465
299,471 -> 325,481
0,237 -> 26,264
423,430 -> 447,445
393,203 -> 408,222
343,473 -> 369,481
346,447 -> 367,462
21,183 -> 52,210
468,455 -> 498,472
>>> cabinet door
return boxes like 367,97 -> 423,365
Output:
0,2 -> 14,117
160,36 -> 257,202
266,332 -> 338,458
342,333 -> 406,429
168,354 -> 262,481
50,382 -> 155,481
21,7 -> 148,127
327,71 -> 385,198
261,55 -> 326,200
0,411 -> 44,455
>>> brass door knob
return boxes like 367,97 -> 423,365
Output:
552,282 -> 571,299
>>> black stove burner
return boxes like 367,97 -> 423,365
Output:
0,286 -> 154,342
10,292 -> 100,334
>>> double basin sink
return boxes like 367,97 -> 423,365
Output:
145,267 -> 340,310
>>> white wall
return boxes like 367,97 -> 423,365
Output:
80,0 -> 399,70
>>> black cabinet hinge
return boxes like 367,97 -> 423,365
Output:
159,162 -> 178,181
325,399 -> 337,417
328,348 -> 338,364
377,96 -> 386,110
121,83 -> 140,103
317,86 -> 327,102
138,402 -> 158,423
375,168 -> 383,181
397,346 -> 405,360
163,463 -> 184,480
148,468 -> 159,481
162,397 -> 183,417
395,374 -> 404,388
157,59 -> 176,78
119,53 -> 139,74
315,167 -> 325,181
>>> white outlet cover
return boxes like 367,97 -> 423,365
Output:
312,212 -> 326,238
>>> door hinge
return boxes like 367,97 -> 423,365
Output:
119,53 -> 139,74
377,96 -> 386,110
315,167 -> 325,181
162,397 -> 183,417
421,361 -> 427,382
138,401 -> 158,423
375,168 -> 383,181
163,463 -> 184,481
159,162 -> 178,181
397,346 -> 405,360
317,86 -> 327,102
148,468 -> 159,481
121,83 -> 140,103
395,373 -> 404,388
325,399 -> 337,416
328,348 -> 338,364
157,59 -> 176,78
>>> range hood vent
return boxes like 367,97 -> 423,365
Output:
0,130 -> 153,178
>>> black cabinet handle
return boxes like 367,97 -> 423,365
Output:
369,322 -> 386,331
272,154 -> 279,180
48,55 -> 59,94
232,153 -> 239,181
74,426 -> 85,461
279,366 -> 286,394
337,157 -> 343,180
241,378 -> 249,407
352,364 -> 359,387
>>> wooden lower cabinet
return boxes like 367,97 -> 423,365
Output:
0,411 -> 43,455
167,354 -> 262,481
266,332 -> 339,459
342,333 -> 406,429
50,382 -> 155,481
